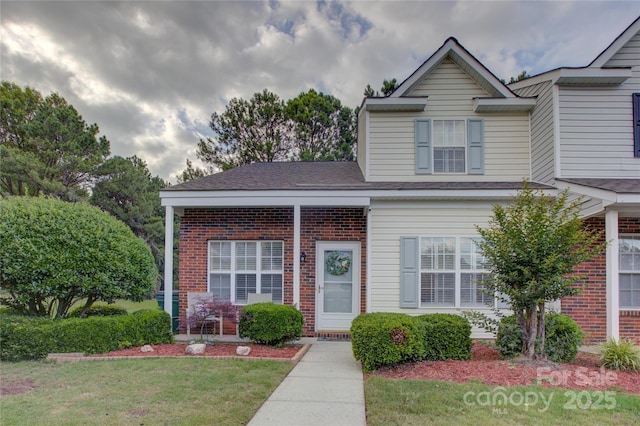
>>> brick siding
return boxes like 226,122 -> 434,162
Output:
562,217 -> 640,343
178,207 -> 366,336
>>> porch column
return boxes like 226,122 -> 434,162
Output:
293,204 -> 301,307
163,205 -> 174,318
606,208 -> 619,340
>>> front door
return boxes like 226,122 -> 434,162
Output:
316,241 -> 360,331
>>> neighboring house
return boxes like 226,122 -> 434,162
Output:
510,17 -> 640,343
160,18 -> 640,342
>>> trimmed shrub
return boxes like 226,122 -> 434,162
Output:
600,338 -> 640,372
0,310 -> 173,361
417,314 -> 472,361
238,303 -> 304,347
496,313 -> 583,363
351,313 -> 425,372
0,315 -> 56,361
68,304 -> 129,318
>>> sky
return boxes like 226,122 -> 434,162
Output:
1,1 -> 639,183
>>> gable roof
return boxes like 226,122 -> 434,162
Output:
589,16 -> 640,68
509,16 -> 638,90
361,37 -> 535,113
392,37 -> 515,99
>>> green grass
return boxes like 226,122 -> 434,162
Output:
1,358 -> 292,425
365,377 -> 640,426
109,298 -> 160,313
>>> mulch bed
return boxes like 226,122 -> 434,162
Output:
87,343 -> 303,359
371,342 -> 640,395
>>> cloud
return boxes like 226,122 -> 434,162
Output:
1,0 -> 638,182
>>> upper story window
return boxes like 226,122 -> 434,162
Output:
415,119 -> 484,175
433,120 -> 466,173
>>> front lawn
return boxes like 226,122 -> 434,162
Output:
1,358 -> 292,425
365,377 -> 640,426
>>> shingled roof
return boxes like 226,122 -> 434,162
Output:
558,178 -> 640,194
164,161 -> 553,192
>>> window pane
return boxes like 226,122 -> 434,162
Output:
620,237 -> 640,271
420,273 -> 455,306
460,238 -> 487,270
236,242 -> 257,271
261,242 -> 283,271
209,241 -> 231,271
261,274 -> 283,304
461,273 -> 493,307
209,274 -> 231,301
421,238 -> 455,270
434,147 -> 465,173
619,274 -> 640,308
235,274 -> 257,304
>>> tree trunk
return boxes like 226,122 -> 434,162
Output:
536,303 -> 546,360
522,306 -> 538,359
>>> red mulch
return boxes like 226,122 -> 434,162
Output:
372,342 -> 640,395
87,343 -> 301,359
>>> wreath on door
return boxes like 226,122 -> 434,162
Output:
326,251 -> 351,276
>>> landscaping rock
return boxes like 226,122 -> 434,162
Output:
185,343 -> 206,355
236,346 -> 251,356
140,345 -> 154,353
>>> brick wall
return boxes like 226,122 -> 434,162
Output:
562,217 -> 640,343
179,208 -> 294,335
178,206 -> 366,336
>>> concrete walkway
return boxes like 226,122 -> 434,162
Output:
247,340 -> 366,426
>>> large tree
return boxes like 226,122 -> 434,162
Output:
0,196 -> 157,318
196,89 -> 294,171
286,89 -> 356,161
475,182 -> 605,359
0,82 -> 110,201
90,156 -> 167,279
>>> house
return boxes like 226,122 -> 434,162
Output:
160,18 -> 640,343
509,17 -> 640,343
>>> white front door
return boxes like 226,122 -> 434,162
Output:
316,241 -> 360,331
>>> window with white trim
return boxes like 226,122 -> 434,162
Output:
433,120 -> 465,173
208,241 -> 283,304
620,235 -> 640,309
420,236 -> 493,308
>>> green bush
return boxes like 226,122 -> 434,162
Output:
351,313 -> 425,372
0,315 -> 56,361
68,304 -> 129,317
496,313 -> 583,363
0,196 -> 157,319
417,314 -> 472,361
600,338 -> 640,372
238,303 -> 304,347
0,310 -> 173,361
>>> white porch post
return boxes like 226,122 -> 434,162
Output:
293,204 -> 301,307
606,208 -> 619,340
163,205 -> 174,318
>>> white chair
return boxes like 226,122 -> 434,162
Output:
247,293 -> 273,304
186,292 -> 223,338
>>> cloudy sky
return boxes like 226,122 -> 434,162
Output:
1,1 -> 638,182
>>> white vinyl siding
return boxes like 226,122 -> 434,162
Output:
368,200 -> 498,313
557,31 -> 640,179
512,80 -> 556,184
367,58 -> 530,181
208,241 -> 283,304
558,82 -> 640,178
357,108 -> 367,178
620,235 -> 640,309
